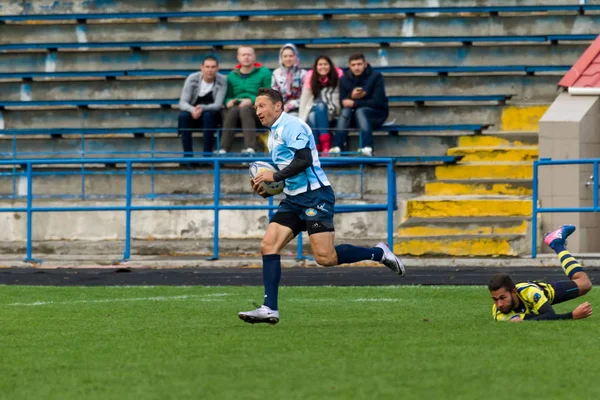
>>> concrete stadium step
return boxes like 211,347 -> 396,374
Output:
1,15 -> 597,44
398,216 -> 529,237
0,105 -> 506,129
435,162 -> 533,180
0,75 -> 561,104
1,0 -> 584,15
0,134 -> 460,159
393,234 -> 528,256
424,180 -> 532,196
0,44 -> 585,76
0,166 -> 399,198
0,74 -> 556,103
461,131 -> 539,146
405,196 -> 532,218
446,146 -> 538,162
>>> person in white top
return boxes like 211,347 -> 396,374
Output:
178,56 -> 227,166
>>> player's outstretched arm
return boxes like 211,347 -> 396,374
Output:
520,302 -> 592,321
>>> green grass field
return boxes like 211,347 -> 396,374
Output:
1,285 -> 600,400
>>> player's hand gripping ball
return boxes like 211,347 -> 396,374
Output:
249,161 -> 284,197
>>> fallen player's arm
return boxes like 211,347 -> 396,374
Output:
522,302 -> 573,321
273,148 -> 312,182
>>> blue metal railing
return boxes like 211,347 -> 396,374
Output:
0,127 -> 373,200
532,158 -> 600,258
5,157 -> 397,263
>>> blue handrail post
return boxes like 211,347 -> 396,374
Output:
531,160 -> 539,258
11,131 -> 17,199
24,162 -> 41,263
150,130 -> 156,199
386,160 -> 395,248
207,159 -> 221,260
594,161 -> 599,211
122,161 -> 133,261
80,129 -> 86,199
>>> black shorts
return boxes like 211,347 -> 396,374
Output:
270,186 -> 335,237
550,280 -> 581,305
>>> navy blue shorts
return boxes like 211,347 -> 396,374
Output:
550,280 -> 580,305
270,186 -> 335,236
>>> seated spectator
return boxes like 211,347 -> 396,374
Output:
330,53 -> 389,157
178,56 -> 227,164
271,43 -> 307,116
220,46 -> 272,154
298,55 -> 343,153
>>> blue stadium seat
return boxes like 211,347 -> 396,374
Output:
0,66 -> 571,81
0,6 -> 584,22
0,124 -> 489,137
0,35 -> 592,51
0,96 -> 511,109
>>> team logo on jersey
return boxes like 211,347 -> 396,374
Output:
533,293 -> 541,303
305,208 -> 317,216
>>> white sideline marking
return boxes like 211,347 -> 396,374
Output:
354,298 -> 399,302
6,293 -> 230,307
284,298 -> 401,303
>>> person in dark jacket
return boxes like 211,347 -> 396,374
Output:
330,53 -> 389,157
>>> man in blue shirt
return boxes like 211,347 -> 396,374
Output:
238,88 -> 405,325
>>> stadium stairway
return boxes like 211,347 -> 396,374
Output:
394,133 -> 538,257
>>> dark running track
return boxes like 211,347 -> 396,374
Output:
1,267 -> 597,286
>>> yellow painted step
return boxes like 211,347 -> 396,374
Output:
398,220 -> 528,237
394,236 -> 521,256
447,146 -> 538,162
501,105 -> 549,131
435,163 -> 533,180
406,197 -> 532,218
425,181 -> 532,196
458,136 -> 528,147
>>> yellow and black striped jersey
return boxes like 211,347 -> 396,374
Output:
493,281 -> 555,321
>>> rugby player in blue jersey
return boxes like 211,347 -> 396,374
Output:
238,88 -> 405,324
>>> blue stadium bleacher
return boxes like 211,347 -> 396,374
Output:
0,5 -> 590,22
0,95 -> 512,109
0,2 -> 584,161
0,66 -> 571,81
0,35 -> 595,52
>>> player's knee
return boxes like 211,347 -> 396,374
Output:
260,240 -> 277,256
314,252 -> 337,267
578,276 -> 593,296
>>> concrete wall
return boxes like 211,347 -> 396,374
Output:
1,16 -> 599,44
0,163 -> 432,242
538,92 -> 600,253
0,198 -> 408,242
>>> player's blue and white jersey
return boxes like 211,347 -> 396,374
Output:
267,112 -> 331,196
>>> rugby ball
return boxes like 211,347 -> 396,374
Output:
249,161 -> 284,196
